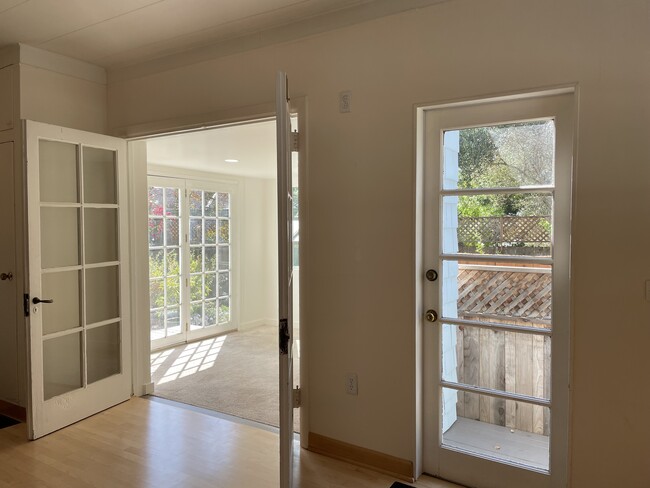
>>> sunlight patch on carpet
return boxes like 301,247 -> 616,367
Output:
152,336 -> 227,384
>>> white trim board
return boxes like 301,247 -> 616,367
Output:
18,44 -> 106,85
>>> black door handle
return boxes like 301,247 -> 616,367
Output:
32,297 -> 54,304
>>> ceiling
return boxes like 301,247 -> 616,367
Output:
0,0 -> 376,68
146,118 -> 282,179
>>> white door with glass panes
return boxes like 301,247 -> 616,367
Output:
25,120 -> 131,440
148,176 -> 235,350
422,92 -> 574,488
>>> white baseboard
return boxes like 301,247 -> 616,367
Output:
238,319 -> 300,331
239,319 -> 273,331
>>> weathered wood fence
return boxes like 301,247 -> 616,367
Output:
454,265 -> 551,436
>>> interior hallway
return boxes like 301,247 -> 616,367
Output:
0,398 -> 461,488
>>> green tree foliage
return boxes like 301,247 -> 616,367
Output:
457,122 -> 554,218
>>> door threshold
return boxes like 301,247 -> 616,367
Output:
146,395 -> 299,438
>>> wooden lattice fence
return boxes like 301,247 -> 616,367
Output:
454,265 -> 551,436
457,216 -> 551,255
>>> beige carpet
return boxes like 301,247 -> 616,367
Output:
151,325 -> 300,432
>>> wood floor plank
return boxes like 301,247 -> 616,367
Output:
0,397 -> 461,488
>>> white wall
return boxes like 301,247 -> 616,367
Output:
19,45 -> 107,134
108,1 -> 650,485
240,176 -> 278,328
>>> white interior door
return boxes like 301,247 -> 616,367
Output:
422,92 -> 573,488
276,71 -> 294,488
25,120 -> 131,439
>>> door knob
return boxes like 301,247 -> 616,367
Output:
425,269 -> 438,281
425,309 -> 438,323
0,272 -> 12,281
32,297 -> 54,304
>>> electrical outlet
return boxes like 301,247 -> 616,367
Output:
339,90 -> 351,113
346,373 -> 358,395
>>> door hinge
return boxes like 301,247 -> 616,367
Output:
291,131 -> 299,152
293,386 -> 301,408
23,294 -> 30,317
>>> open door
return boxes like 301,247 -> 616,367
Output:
276,71 -> 294,488
25,120 -> 131,439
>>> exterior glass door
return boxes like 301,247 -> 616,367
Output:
148,177 -> 235,350
422,92 -> 574,488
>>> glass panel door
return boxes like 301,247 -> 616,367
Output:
422,93 -> 574,488
148,177 -> 235,350
188,189 -> 232,334
26,121 -> 131,440
148,180 -> 183,347
438,119 -> 555,469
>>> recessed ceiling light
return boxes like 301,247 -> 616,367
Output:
224,159 -> 239,163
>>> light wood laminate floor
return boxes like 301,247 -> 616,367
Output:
0,397 -> 462,488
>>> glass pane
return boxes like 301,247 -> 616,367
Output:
442,260 -> 552,328
165,188 -> 180,216
190,303 -> 203,329
41,207 -> 80,268
445,194 -> 552,256
205,246 -> 216,272
218,192 -> 230,217
204,219 -> 217,244
86,265 -> 119,325
165,218 -> 179,246
218,297 -> 230,324
150,309 -> 165,340
84,208 -> 118,264
39,140 -> 78,203
148,187 -> 163,216
190,275 -> 203,301
204,191 -> 216,217
442,324 -> 550,400
205,273 -> 217,299
42,270 -> 81,335
218,246 -> 229,270
189,191 -> 202,216
218,220 -> 229,244
166,307 -> 181,336
190,248 -> 203,273
218,272 -> 229,298
204,300 -> 217,326
83,147 -> 116,204
149,218 -> 164,247
190,219 -> 202,245
87,322 -> 120,384
43,332 -> 82,400
166,277 -> 180,306
166,249 -> 180,276
150,279 -> 164,309
149,249 -> 164,278
443,121 -> 555,190
441,387 -> 549,471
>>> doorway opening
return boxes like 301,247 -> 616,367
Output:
144,117 -> 301,432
